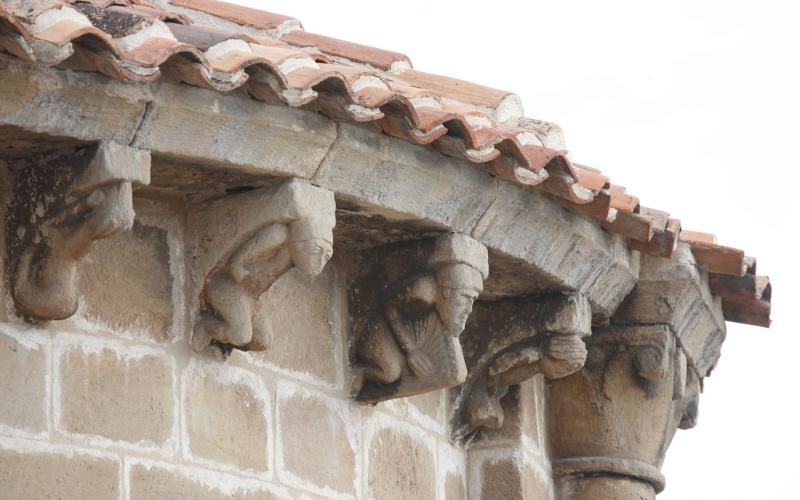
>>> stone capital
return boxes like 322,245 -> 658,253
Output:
547,244 -> 723,499
6,142 -> 151,321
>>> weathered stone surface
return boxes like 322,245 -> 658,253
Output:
277,384 -> 358,496
57,338 -> 175,446
133,83 -> 337,178
250,264 -> 342,387
557,475 -> 655,500
0,445 -> 119,499
548,325 -> 695,497
353,234 -> 488,404
454,293 -> 590,439
189,179 -> 336,355
0,60 -> 149,144
184,361 -> 270,472
129,463 -> 282,500
473,181 -> 639,321
444,472 -> 466,500
315,123 -> 498,235
614,244 -> 726,376
0,330 -> 48,433
439,443 -> 467,500
471,455 -> 554,500
79,218 -> 174,341
366,422 -> 437,500
7,143 -> 150,321
473,377 -> 544,449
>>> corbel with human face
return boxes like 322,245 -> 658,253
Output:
349,233 -> 489,403
188,178 -> 336,356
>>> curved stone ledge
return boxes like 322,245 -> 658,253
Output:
0,59 -> 639,322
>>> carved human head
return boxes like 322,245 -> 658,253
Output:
278,179 -> 336,277
289,218 -> 334,276
429,234 -> 489,335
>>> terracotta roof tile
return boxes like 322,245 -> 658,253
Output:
0,0 -> 770,327
281,30 -> 410,71
167,0 -> 295,31
681,231 -> 747,276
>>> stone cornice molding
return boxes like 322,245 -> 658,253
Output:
350,233 -> 489,403
188,178 -> 336,355
6,142 -> 150,321
451,292 -> 591,441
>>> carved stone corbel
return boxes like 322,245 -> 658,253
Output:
189,178 -> 336,355
547,244 -> 725,500
351,233 -> 489,403
451,292 -> 592,441
6,143 -> 151,321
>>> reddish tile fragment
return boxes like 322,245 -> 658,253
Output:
393,69 -> 515,111
281,30 -> 409,70
168,0 -> 295,30
680,231 -> 746,276
709,273 -> 771,327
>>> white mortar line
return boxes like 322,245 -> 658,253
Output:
51,332 -> 179,457
180,358 -> 274,480
127,456 -> 294,499
274,380 -> 361,500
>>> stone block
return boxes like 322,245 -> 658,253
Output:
184,361 -> 270,473
376,390 -> 443,435
56,336 -> 175,447
78,214 -> 176,342
314,123 -> 497,235
439,443 -> 467,500
249,264 -> 342,387
469,452 -> 554,500
0,443 -> 119,499
129,462 -> 284,500
277,383 -> 359,497
474,377 -> 545,451
366,417 -> 437,500
134,82 -> 337,178
444,472 -> 466,500
0,329 -> 48,434
0,60 -> 148,144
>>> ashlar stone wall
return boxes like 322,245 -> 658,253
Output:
0,186 -> 555,499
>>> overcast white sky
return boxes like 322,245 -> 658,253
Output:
233,1 -> 798,498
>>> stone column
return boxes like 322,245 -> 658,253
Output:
546,244 -> 724,499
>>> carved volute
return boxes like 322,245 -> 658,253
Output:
350,233 -> 489,403
189,178 -> 336,356
6,142 -> 151,321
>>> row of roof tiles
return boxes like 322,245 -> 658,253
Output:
0,0 -> 771,326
